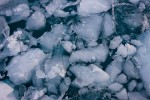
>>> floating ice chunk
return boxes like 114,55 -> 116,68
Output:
103,13 -> 115,37
128,92 -> 148,100
45,0 -> 64,16
125,43 -> 137,56
70,64 -> 111,88
70,44 -> 108,63
123,60 -> 139,79
7,49 -> 46,85
115,88 -> 128,100
128,80 -> 137,91
105,56 -> 123,81
26,11 -> 46,30
3,30 -> 28,56
9,4 -> 30,23
129,0 -> 140,4
61,41 -> 76,53
116,44 -> 128,57
54,10 -> 69,17
131,40 -> 143,47
0,81 -> 16,100
137,29 -> 150,95
108,83 -> 123,92
73,14 -> 103,41
115,74 -> 128,84
78,0 -> 111,16
109,36 -> 122,49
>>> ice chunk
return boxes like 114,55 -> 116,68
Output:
115,74 -> 128,84
137,29 -> 150,95
129,0 -> 140,4
123,60 -> 139,79
116,44 -> 128,58
61,41 -> 76,53
78,0 -> 111,16
70,44 -> 108,63
0,81 -> 16,100
115,88 -> 128,100
73,14 -> 103,41
131,40 -> 143,47
105,56 -> 123,81
108,83 -> 123,92
7,49 -> 46,85
0,0 -> 10,6
103,13 -> 115,37
70,64 -> 111,88
125,43 -> 137,56
26,11 -> 46,30
128,92 -> 148,100
128,80 -> 137,91
109,36 -> 122,49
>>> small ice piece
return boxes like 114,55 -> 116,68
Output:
129,0 -> 140,4
125,43 -> 137,56
0,81 -> 16,100
115,88 -> 128,100
105,56 -> 123,81
115,74 -> 128,84
109,36 -> 122,49
7,49 -> 46,85
3,30 -> 28,56
54,10 -> 69,17
0,0 -> 10,6
131,40 -> 143,47
59,77 -> 71,94
78,0 -> 111,16
45,0 -> 64,16
9,4 -> 30,23
108,83 -> 123,92
116,44 -> 128,57
128,80 -> 137,91
123,60 -> 139,79
26,11 -> 46,30
128,92 -> 148,100
70,64 -> 111,88
70,44 -> 108,63
103,13 -> 115,37
78,87 -> 89,95
73,14 -> 103,41
61,41 -> 76,53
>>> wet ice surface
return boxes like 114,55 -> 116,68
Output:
0,0 -> 150,100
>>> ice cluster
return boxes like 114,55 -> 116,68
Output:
0,0 -> 150,100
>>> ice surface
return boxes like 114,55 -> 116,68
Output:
0,81 -> 16,100
73,14 -> 103,41
115,74 -> 128,84
108,83 -> 123,92
128,92 -> 148,100
128,80 -> 137,91
109,36 -> 122,49
137,29 -> 150,95
78,0 -> 111,16
115,88 -> 128,100
7,49 -> 46,85
105,56 -> 123,81
70,44 -> 108,63
70,64 -> 111,88
26,11 -> 46,30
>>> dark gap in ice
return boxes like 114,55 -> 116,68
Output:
64,85 -> 80,99
32,22 -> 51,38
48,16 -> 62,25
67,0 -> 77,2
63,5 -> 77,12
5,56 -> 12,66
101,56 -> 113,70
8,20 -> 26,35
62,15 -> 80,25
28,0 -> 35,3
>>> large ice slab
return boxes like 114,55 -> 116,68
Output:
7,48 -> 46,85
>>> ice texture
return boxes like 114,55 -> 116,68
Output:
78,0 -> 111,16
70,44 -> 108,63
7,49 -> 46,85
70,64 -> 111,88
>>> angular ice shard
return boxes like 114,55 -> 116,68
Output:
7,49 -> 46,85
115,88 -> 128,100
108,83 -> 123,92
137,29 -> 150,95
0,81 -> 17,100
73,14 -> 103,41
70,44 -> 108,63
109,36 -> 122,49
70,64 -> 111,88
78,0 -> 111,16
26,11 -> 46,30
